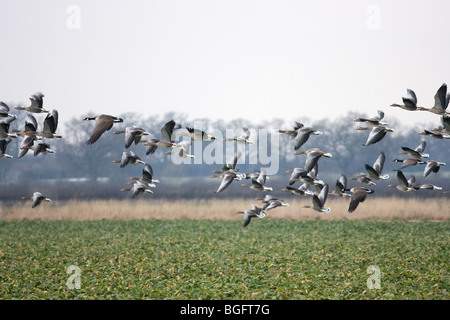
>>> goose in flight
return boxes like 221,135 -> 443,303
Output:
241,169 -> 273,192
128,163 -> 159,187
165,141 -> 194,158
10,113 -> 38,137
0,102 -> 14,118
0,138 -> 13,158
21,191 -> 52,208
349,174 -> 376,186
354,110 -> 388,126
286,165 -> 324,187
255,195 -> 289,211
346,187 -> 374,213
113,125 -> 150,148
398,141 -> 429,159
0,116 -> 17,139
144,119 -> 182,155
84,114 -> 124,145
236,204 -> 266,228
224,128 -> 254,144
121,181 -> 154,199
329,174 -> 351,197
303,183 -> 330,212
293,127 -> 323,151
357,125 -> 395,146
14,93 -> 49,113
364,152 -> 389,180
112,151 -> 145,168
17,133 -> 42,158
393,158 -> 426,170
214,169 -> 243,193
178,127 -> 217,141
293,148 -> 332,173
408,175 -> 443,191
276,121 -> 304,138
37,109 -> 61,139
419,129 -> 450,140
417,83 -> 450,115
423,160 -> 446,178
390,88 -> 420,111
387,169 -> 417,192
281,184 -> 314,197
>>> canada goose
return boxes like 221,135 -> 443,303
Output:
276,121 -> 304,138
358,125 -> 395,146
354,110 -> 388,126
113,125 -> 150,148
21,191 -> 52,208
144,120 -> 182,154
128,163 -> 160,187
214,169 -> 244,193
0,115 -> 18,138
293,127 -> 323,150
419,129 -> 450,139
417,83 -> 450,115
236,204 -> 266,227
293,148 -> 332,173
330,174 -> 351,197
14,93 -> 49,113
393,158 -> 426,170
178,127 -> 217,141
0,102 -> 14,118
303,183 -> 330,212
165,141 -> 194,158
224,128 -> 255,144
0,138 -> 13,158
241,169 -> 273,192
390,88 -> 419,111
423,160 -> 446,178
84,114 -> 124,145
121,181 -> 154,199
346,187 -> 374,213
112,151 -> 145,168
364,152 -> 389,180
281,184 -> 314,197
387,169 -> 417,192
399,141 -> 429,159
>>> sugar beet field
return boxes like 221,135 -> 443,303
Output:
0,207 -> 448,300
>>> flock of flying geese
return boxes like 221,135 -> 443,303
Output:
0,83 -> 449,226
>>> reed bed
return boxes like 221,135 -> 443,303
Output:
1,196 -> 448,221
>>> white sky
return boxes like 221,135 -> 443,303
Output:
0,0 -> 449,129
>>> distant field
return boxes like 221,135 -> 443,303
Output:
0,219 -> 448,299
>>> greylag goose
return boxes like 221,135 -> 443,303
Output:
358,125 -> 395,146
165,141 -> 194,158
390,88 -> 419,111
364,152 -> 389,180
387,169 -> 417,192
293,148 -> 332,173
241,169 -> 273,191
236,204 -> 266,227
128,163 -> 159,187
293,127 -> 323,150
113,125 -> 150,148
417,83 -> 450,115
276,121 -> 304,138
303,183 -> 330,212
399,141 -> 429,159
0,138 -> 13,158
423,160 -> 446,178
84,114 -> 124,145
0,102 -> 14,118
0,116 -> 17,139
121,181 -> 153,198
144,120 -> 182,155
14,93 -> 49,113
21,191 -> 52,208
112,151 -> 145,168
224,128 -> 254,144
354,110 -> 388,126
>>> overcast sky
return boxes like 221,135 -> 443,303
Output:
0,0 -> 449,129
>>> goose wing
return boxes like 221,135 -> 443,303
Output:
433,83 -> 448,111
43,109 -> 58,134
86,119 -> 114,145
161,120 -> 180,142
396,169 -> 409,188
294,128 -> 312,150
215,170 -> 236,193
348,189 -> 367,213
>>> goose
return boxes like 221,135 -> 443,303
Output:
276,121 -> 304,138
354,110 -> 388,126
439,114 -> 450,132
358,125 -> 395,146
10,113 -> 38,137
241,169 -> 273,192
178,127 -> 216,141
416,183 -> 443,191
417,83 -> 450,115
263,199 -> 290,211
144,119 -> 182,155
121,181 -> 154,198
214,169 -> 243,193
419,129 -> 450,139
128,163 -> 159,187
17,133 -> 42,158
390,88 -> 420,111
393,158 -> 426,170
281,184 -> 314,197
32,141 -> 55,156
346,187 -> 374,213
303,183 -> 330,212
224,128 -> 255,144
293,127 -> 323,150
286,165 -> 324,187
113,125 -> 150,148
423,160 -> 446,178
349,175 -> 376,186
21,191 -> 52,208
0,138 -> 13,158
0,115 -> 18,138
36,109 -> 61,139
14,93 -> 49,113
112,151 -> 145,168
236,204 -> 266,228
293,148 -> 332,173
0,102 -> 14,118
165,141 -> 195,158
387,169 -> 417,192
211,152 -> 241,175
399,141 -> 429,159
330,174 -> 351,197
84,114 -> 124,145
364,152 -> 389,180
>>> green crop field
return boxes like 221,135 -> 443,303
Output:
0,219 -> 448,300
